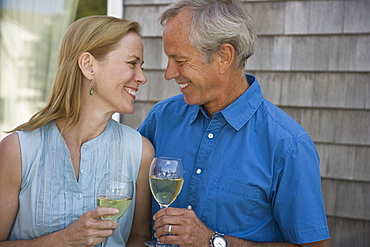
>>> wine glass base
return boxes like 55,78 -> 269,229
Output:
145,240 -> 156,246
145,240 -> 178,247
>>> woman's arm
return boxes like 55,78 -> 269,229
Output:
127,136 -> 154,246
0,133 -> 22,243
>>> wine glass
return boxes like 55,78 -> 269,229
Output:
147,157 -> 184,247
97,173 -> 133,247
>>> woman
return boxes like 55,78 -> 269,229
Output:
0,16 -> 154,246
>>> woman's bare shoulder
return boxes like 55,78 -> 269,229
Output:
0,132 -> 21,181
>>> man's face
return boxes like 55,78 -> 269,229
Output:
162,9 -> 226,114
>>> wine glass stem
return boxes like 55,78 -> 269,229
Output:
155,205 -> 169,246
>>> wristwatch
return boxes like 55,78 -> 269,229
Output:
210,232 -> 228,247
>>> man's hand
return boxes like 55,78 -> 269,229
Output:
153,207 -> 214,247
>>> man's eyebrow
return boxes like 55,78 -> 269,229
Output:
168,54 -> 186,59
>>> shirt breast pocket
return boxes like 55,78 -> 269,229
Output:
202,176 -> 261,234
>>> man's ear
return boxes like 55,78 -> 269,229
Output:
78,52 -> 94,79
218,43 -> 235,74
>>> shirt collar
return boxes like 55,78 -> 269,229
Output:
189,104 -> 204,125
189,74 -> 264,130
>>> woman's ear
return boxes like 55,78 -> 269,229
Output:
218,43 -> 235,74
78,52 -> 94,79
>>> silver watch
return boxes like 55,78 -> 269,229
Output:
210,232 -> 228,247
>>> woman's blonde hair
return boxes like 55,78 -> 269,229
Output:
8,16 -> 141,133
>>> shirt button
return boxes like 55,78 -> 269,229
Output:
208,133 -> 214,139
196,169 -> 202,174
76,193 -> 83,199
80,169 -> 86,174
187,205 -> 192,210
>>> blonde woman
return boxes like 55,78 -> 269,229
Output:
0,16 -> 153,247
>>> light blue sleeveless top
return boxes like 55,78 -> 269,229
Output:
9,119 -> 142,246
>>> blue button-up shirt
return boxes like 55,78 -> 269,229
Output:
138,75 -> 329,244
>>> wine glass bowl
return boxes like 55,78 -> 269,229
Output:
97,173 -> 133,221
149,157 -> 184,208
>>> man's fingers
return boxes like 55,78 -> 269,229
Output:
153,207 -> 188,220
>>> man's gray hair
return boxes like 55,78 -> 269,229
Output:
160,0 -> 257,69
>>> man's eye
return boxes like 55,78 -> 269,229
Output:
129,62 -> 137,66
176,60 -> 185,65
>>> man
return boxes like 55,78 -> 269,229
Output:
138,0 -> 330,246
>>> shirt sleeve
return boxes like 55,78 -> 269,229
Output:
138,107 -> 156,142
272,134 -> 330,244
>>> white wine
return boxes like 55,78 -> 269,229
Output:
97,196 -> 132,221
149,176 -> 184,207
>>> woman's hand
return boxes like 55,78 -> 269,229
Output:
59,207 -> 119,246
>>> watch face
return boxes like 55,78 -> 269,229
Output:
213,236 -> 227,247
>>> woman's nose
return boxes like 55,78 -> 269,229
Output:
135,68 -> 147,85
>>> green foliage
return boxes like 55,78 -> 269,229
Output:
75,0 -> 107,20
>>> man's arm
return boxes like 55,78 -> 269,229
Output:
153,207 -> 329,247
226,235 -> 328,247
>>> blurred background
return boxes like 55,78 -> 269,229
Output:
0,0 -> 369,246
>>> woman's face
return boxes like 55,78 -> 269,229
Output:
92,31 -> 147,115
